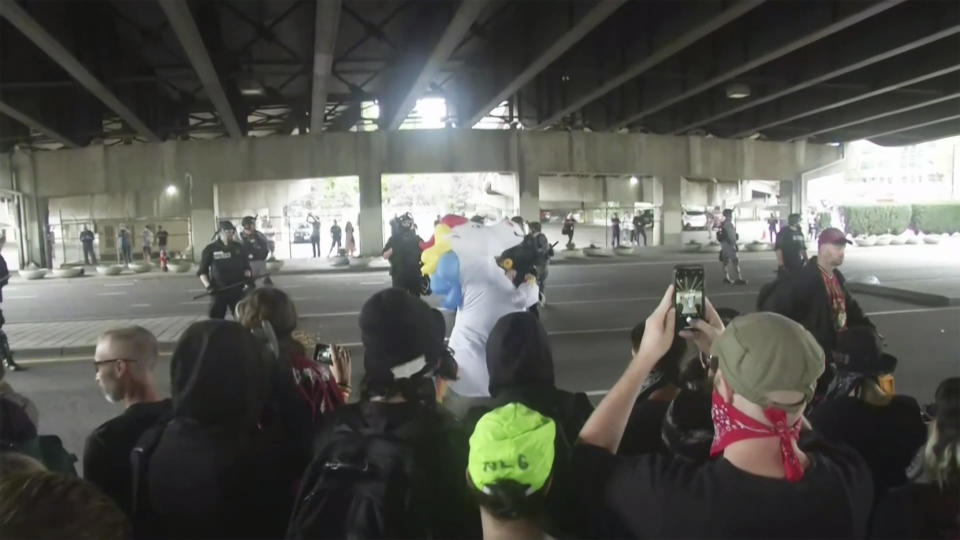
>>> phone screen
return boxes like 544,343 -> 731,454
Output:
674,265 -> 705,331
313,343 -> 333,365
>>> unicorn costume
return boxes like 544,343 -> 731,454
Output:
421,216 -> 539,397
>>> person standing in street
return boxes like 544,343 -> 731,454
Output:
241,216 -> 272,286
344,221 -> 356,256
611,214 -> 622,248
381,212 -> 423,296
155,226 -> 169,272
638,210 -> 653,247
80,226 -> 97,265
328,220 -> 342,257
45,227 -> 55,269
562,214 -> 576,247
528,221 -> 553,307
767,212 -> 779,243
141,226 -> 154,262
631,214 -> 642,244
306,213 -> 321,258
0,234 -> 23,371
775,213 -> 808,276
198,221 -> 251,319
118,227 -> 132,266
718,209 -> 746,285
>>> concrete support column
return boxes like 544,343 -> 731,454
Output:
779,180 -> 795,213
518,169 -> 539,221
187,174 -> 214,262
357,134 -> 384,256
662,176 -> 683,246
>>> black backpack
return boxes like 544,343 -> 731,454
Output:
286,407 -> 434,539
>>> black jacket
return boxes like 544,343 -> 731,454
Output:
764,257 -> 874,355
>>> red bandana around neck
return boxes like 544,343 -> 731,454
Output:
709,390 -> 806,482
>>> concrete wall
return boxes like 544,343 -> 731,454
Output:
17,130 -> 841,257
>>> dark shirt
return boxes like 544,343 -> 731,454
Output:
775,226 -> 808,270
119,230 -> 131,248
80,230 -> 95,244
382,231 -> 423,276
156,230 -> 169,247
809,395 -> 926,496
0,254 -> 8,303
872,482 -> 960,539
241,230 -> 269,261
573,434 -> 874,539
198,239 -> 250,288
618,398 -> 670,456
330,225 -> 342,240
84,399 -> 172,516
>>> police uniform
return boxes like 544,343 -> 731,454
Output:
382,228 -> 423,296
241,220 -> 271,285
198,236 -> 251,319
776,225 -> 808,272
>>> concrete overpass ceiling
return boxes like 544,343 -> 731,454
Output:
0,0 -> 957,151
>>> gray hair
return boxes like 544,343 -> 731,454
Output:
98,326 -> 159,371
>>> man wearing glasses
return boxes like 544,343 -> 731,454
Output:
84,326 -> 170,516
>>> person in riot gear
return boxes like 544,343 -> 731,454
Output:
499,221 -> 553,315
0,234 -> 23,371
381,212 -> 424,296
241,216 -> 272,286
198,221 -> 252,319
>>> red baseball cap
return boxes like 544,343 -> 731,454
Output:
818,227 -> 852,247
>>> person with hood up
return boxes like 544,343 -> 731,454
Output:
132,320 -> 303,539
286,288 -> 474,539
475,312 -> 593,444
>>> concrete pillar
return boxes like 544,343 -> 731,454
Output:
779,180 -> 795,213
357,134 -> 384,256
188,173 -> 214,262
518,169 -> 539,222
662,176 -> 683,246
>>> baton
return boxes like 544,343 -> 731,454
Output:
192,273 -> 272,300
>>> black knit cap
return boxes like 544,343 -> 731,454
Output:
218,220 -> 236,231
359,288 -> 445,388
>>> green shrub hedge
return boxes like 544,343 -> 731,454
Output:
816,212 -> 832,230
911,203 -> 960,234
840,205 -> 912,236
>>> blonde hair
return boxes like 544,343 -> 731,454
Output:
924,413 -> 960,488
236,288 -> 298,337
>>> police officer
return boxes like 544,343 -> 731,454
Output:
0,234 -> 22,371
198,221 -> 251,319
775,213 -> 809,275
381,212 -> 423,296
241,216 -> 272,286
528,221 -> 553,305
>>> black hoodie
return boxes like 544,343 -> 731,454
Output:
140,321 -> 302,540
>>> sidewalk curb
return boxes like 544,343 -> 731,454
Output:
15,343 -> 178,361
847,282 -> 955,307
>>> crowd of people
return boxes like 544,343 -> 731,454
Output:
0,221 -> 957,539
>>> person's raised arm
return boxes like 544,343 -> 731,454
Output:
578,286 -> 676,453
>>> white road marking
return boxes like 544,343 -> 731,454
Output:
187,288 -> 206,293
130,303 -> 152,308
359,281 -> 387,285
4,295 -> 37,299
585,390 -> 609,396
103,282 -> 134,287
291,296 -> 310,302
550,290 -> 751,306
180,300 -> 208,305
866,306 -> 960,317
549,282 -> 600,288
300,311 -> 361,318
97,292 -> 125,296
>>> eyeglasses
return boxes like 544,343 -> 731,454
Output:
93,358 -> 133,372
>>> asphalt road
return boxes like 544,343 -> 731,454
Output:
6,247 -> 960,464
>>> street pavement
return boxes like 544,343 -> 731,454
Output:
4,245 -> 959,465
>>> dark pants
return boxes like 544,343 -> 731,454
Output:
638,227 -> 648,246
612,226 -> 621,247
0,309 -> 11,363
391,272 -> 422,297
82,243 -> 97,265
208,288 -> 245,319
329,237 -> 341,256
311,236 -> 320,258
121,245 -> 132,265
566,232 -> 574,245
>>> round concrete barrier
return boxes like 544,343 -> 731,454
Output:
890,236 -> 907,245
52,267 -> 84,278
348,257 -> 371,268
331,256 -> 350,267
19,268 -> 46,280
703,242 -> 722,253
855,236 -> 877,247
682,242 -> 702,253
171,262 -> 193,273
129,262 -> 152,273
614,246 -> 635,256
265,260 -> 284,273
97,265 -> 124,276
875,235 -> 893,246
923,235 -> 942,245
905,236 -> 922,245
745,241 -> 770,252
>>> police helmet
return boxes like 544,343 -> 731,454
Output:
219,220 -> 236,232
788,213 -> 802,226
399,212 -> 414,228
242,216 -> 256,228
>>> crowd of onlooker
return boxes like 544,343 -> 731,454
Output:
0,283 -> 957,539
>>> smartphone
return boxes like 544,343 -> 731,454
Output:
674,264 -> 705,331
313,343 -> 333,365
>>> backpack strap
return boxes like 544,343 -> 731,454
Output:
129,420 -> 168,522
